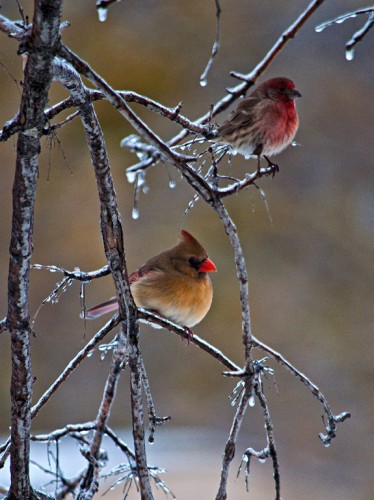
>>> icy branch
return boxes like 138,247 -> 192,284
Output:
315,7 -> 374,60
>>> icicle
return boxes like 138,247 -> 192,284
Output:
126,170 -> 137,184
165,165 -> 176,189
97,7 -> 108,22
345,47 -> 355,61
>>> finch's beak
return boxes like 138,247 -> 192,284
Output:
290,89 -> 302,99
199,258 -> 217,273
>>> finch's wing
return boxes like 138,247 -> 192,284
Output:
218,95 -> 261,136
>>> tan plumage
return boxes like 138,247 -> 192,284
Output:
85,230 -> 216,328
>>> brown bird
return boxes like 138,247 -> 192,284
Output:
210,77 -> 301,171
84,230 -> 216,328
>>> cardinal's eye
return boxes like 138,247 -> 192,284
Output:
188,257 -> 200,270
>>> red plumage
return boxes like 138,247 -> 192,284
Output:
213,77 -> 301,163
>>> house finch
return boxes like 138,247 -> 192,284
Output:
210,77 -> 301,172
84,230 -> 216,328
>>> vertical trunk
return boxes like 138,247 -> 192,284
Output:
6,1 -> 63,498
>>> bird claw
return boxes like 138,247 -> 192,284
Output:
263,155 -> 280,177
181,326 -> 194,345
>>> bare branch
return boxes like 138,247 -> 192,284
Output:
31,314 -> 120,421
216,382 -> 251,500
345,11 -> 374,60
31,263 -> 110,281
254,383 -> 280,499
5,1 -> 63,497
200,0 -> 222,87
139,356 -> 171,443
50,57 -> 152,496
315,7 -> 374,60
168,0 -> 327,150
252,335 -> 351,445
78,334 -> 129,499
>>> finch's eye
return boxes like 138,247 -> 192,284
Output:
188,257 -> 201,270
279,87 -> 286,93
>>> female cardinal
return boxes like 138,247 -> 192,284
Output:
84,230 -> 216,328
210,77 -> 301,170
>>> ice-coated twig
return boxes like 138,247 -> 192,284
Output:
31,263 -> 111,280
200,0 -> 222,87
31,314 -> 120,421
345,11 -> 374,60
252,335 -> 351,446
315,7 -> 374,31
78,332 -> 129,498
236,381 -> 280,497
50,56 -> 152,497
139,356 -> 171,443
137,309 -> 240,372
254,383 -> 280,499
168,0 -> 328,150
216,381 -> 251,500
315,7 -> 374,60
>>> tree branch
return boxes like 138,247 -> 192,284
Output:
51,56 -> 152,496
5,2 -> 63,498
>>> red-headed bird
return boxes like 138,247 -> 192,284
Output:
210,77 -> 301,171
84,230 -> 216,328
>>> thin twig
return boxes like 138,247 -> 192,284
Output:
254,383 -> 280,499
216,382 -> 251,500
315,7 -> 374,60
252,335 -> 351,445
200,0 -> 222,86
31,315 -> 120,421
139,356 -> 171,443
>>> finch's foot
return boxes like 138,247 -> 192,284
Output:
264,155 -> 280,177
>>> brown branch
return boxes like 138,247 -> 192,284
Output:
138,309 -> 240,372
5,2 -> 63,498
216,382 -> 251,500
254,383 -> 280,499
252,336 -> 351,445
31,315 -> 120,421
78,336 -> 129,499
167,0 -> 327,151
230,0 -> 326,83
51,57 -> 151,496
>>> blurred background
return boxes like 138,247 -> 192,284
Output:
0,1 -> 373,498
